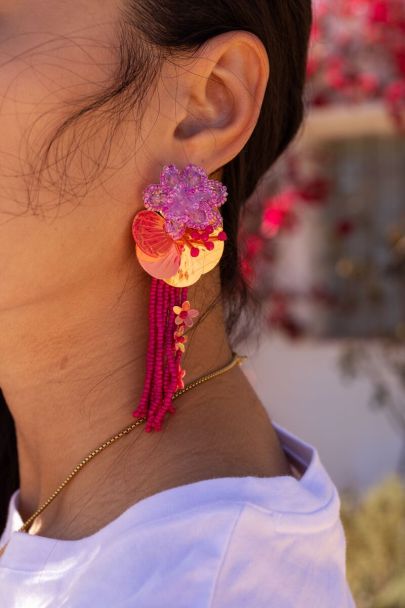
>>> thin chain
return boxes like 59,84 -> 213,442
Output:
0,351 -> 246,555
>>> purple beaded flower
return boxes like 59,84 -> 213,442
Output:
143,164 -> 228,240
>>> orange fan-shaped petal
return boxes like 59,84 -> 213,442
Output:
136,244 -> 181,280
133,210 -> 182,279
132,210 -> 174,258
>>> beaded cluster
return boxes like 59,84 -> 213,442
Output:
143,163 -> 227,240
131,164 -> 228,431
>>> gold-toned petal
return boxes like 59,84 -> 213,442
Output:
164,228 -> 225,287
136,244 -> 181,280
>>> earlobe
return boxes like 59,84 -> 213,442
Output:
173,31 -> 270,172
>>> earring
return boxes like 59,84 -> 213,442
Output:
131,163 -> 228,432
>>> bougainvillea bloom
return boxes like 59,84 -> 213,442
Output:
306,0 -> 405,127
261,191 -> 299,238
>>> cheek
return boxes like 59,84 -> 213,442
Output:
0,217 -> 67,310
0,199 -> 138,312
0,1 -> 120,219
0,8 -> 141,310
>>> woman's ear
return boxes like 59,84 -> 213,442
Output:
165,30 -> 270,173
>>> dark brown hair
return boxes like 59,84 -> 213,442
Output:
0,0 -> 312,533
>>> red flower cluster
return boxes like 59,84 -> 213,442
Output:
261,191 -> 299,238
308,0 -> 405,127
239,0 -> 404,339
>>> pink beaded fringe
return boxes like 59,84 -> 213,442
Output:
132,278 -> 187,432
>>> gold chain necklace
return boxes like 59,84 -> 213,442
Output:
0,352 -> 246,558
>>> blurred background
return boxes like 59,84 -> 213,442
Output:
238,1 -> 405,606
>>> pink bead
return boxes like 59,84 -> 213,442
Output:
133,278 -> 190,431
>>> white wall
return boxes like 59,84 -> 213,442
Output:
241,333 -> 403,493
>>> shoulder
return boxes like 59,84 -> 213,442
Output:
209,501 -> 356,608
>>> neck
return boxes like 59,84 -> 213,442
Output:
0,262 -> 235,530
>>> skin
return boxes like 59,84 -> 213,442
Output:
0,1 -> 293,540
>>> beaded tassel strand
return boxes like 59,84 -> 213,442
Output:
132,278 -> 188,432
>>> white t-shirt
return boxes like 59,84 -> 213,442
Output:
0,420 -> 356,607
